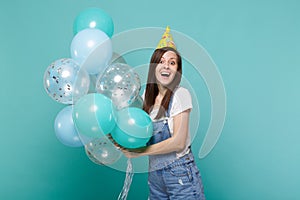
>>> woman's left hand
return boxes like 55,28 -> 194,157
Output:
121,149 -> 141,158
120,146 -> 147,158
107,134 -> 146,158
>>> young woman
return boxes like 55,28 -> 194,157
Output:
123,47 -> 206,199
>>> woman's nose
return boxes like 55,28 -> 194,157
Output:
163,64 -> 169,69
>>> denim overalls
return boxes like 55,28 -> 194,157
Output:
147,97 -> 206,200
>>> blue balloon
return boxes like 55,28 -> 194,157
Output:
54,106 -> 83,147
111,107 -> 152,148
70,29 -> 112,74
73,93 -> 117,138
73,7 -> 114,38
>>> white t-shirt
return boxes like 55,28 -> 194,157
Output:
143,86 -> 193,158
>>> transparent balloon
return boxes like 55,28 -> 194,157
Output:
96,63 -> 141,110
129,95 -> 143,109
88,74 -> 98,93
110,52 -> 127,65
43,58 -> 90,104
84,136 -> 122,165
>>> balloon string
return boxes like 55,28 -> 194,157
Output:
117,159 -> 134,200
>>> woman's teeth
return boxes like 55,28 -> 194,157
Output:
161,72 -> 170,77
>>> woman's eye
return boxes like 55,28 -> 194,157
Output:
159,60 -> 164,64
170,61 -> 176,65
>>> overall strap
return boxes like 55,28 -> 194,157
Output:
165,93 -> 174,118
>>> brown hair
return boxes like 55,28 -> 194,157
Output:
143,47 -> 182,119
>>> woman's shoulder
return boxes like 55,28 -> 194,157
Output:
173,86 -> 191,97
172,86 -> 192,105
170,86 -> 192,116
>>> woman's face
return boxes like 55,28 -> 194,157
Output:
155,51 -> 178,87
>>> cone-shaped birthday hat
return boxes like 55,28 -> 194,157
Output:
156,26 -> 176,50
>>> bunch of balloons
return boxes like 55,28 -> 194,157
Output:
43,8 -> 153,165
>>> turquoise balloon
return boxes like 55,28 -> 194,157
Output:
73,93 -> 116,138
111,107 -> 152,148
73,7 -> 114,38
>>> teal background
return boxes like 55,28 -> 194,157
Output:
1,0 -> 299,199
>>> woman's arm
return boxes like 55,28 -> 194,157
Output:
123,109 -> 191,158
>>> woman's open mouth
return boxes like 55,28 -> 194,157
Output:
161,72 -> 170,77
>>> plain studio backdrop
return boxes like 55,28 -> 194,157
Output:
0,0 -> 299,199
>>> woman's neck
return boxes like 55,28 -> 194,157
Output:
157,84 -> 167,96
154,84 -> 167,107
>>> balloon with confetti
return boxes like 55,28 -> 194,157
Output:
96,63 -> 141,110
43,58 -> 90,104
